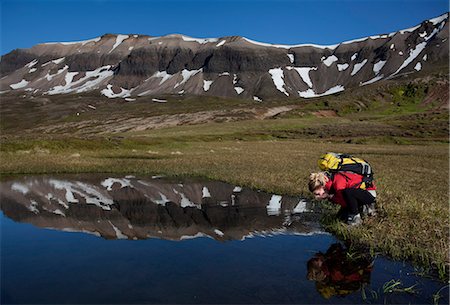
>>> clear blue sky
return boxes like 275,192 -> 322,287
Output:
1,0 -> 448,55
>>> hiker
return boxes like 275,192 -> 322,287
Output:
308,171 -> 377,225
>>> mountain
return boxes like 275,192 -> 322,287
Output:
0,13 -> 448,100
0,175 -> 322,241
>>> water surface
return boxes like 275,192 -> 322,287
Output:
1,174 -> 447,304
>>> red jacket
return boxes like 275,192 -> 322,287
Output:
324,172 -> 376,207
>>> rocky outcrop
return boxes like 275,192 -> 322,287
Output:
0,13 -> 448,100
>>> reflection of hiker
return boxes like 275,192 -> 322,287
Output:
309,153 -> 377,225
307,243 -> 373,299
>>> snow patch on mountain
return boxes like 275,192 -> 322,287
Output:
390,20 -> 447,77
340,34 -> 390,45
286,66 -> 316,88
10,79 -> 29,89
429,13 -> 448,25
45,65 -> 68,81
109,34 -> 129,53
25,59 -> 38,68
269,68 -> 289,96
101,84 -> 131,98
48,71 -> 78,94
232,74 -> 238,85
414,62 -> 422,71
351,59 -> 368,76
42,57 -> 65,67
392,30 -> 435,76
175,69 -> 202,87
397,25 -> 421,35
180,35 -> 218,44
152,71 -> 174,85
45,66 -> 114,95
360,75 -> 384,86
234,87 -> 244,94
298,85 -> 344,98
321,55 -> 338,67
44,36 -> 101,46
373,60 -> 387,74
298,89 -> 315,98
44,66 -> 111,93
287,54 -> 294,63
337,63 -> 349,71
74,66 -> 114,93
216,40 -> 226,47
242,37 -> 338,50
203,80 -> 213,91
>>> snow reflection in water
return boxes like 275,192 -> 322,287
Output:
0,174 -> 323,241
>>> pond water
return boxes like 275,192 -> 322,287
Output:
1,174 -> 448,304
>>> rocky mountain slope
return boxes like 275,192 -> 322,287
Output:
0,13 -> 448,100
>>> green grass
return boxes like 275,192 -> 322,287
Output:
382,279 -> 418,294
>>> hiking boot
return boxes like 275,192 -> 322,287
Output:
347,213 -> 362,226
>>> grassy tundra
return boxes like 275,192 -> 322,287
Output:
1,73 -> 448,279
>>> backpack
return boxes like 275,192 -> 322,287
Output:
318,152 -> 374,189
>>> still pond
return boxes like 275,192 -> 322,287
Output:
1,174 -> 448,304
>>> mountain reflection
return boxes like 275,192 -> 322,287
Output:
0,175 -> 323,240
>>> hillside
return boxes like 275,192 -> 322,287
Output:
0,13 -> 448,100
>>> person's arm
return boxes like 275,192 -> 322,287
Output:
329,174 -> 348,207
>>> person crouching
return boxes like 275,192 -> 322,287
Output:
308,172 -> 377,225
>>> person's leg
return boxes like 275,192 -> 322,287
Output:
342,188 -> 375,225
353,189 -> 376,216
342,188 -> 375,213
342,189 -> 361,215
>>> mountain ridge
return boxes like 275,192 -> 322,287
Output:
1,12 -> 448,100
